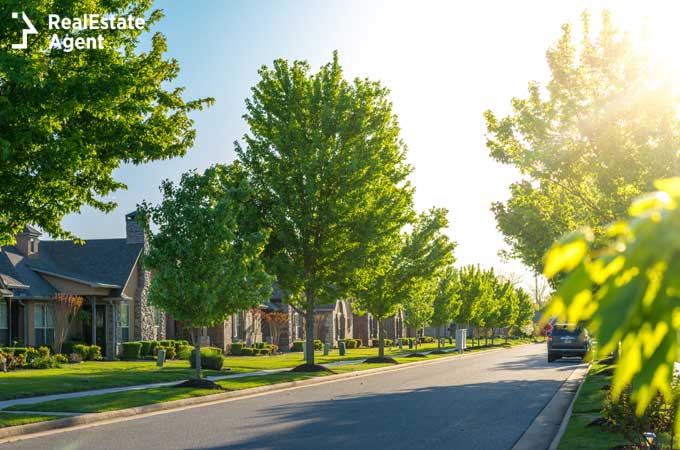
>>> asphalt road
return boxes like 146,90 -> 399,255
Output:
4,343 -> 583,450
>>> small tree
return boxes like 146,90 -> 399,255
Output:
141,163 -> 272,381
429,267 -> 460,348
52,294 -> 84,354
261,311 -> 289,347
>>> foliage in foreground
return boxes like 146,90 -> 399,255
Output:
546,178 -> 680,430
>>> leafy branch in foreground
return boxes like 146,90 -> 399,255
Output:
545,178 -> 680,425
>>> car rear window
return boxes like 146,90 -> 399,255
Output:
552,327 -> 582,336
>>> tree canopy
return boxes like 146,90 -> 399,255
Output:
0,0 -> 213,245
485,11 -> 680,275
140,163 -> 272,379
236,52 -> 413,366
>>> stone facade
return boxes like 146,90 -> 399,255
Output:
314,300 -> 353,345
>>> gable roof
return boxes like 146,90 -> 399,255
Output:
0,239 -> 143,298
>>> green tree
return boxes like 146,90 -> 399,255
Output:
454,265 -> 493,347
140,164 -> 272,380
0,0 -> 213,245
545,178 -> 680,425
486,279 -> 519,345
513,288 -> 535,334
485,11 -> 680,275
236,52 -> 413,367
429,267 -> 460,348
356,208 -> 456,358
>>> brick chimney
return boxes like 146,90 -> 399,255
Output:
14,225 -> 41,256
125,211 -> 146,245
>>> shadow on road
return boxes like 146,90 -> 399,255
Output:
192,379 -> 566,450
493,353 -> 585,372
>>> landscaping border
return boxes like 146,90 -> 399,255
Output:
0,344 -> 523,443
511,362 -> 591,450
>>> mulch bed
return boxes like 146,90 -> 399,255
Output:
290,364 -> 334,373
429,350 -> 448,355
405,353 -> 428,358
174,379 -> 228,390
586,417 -> 607,428
364,356 -> 399,364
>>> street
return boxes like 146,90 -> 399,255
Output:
3,343 -> 583,450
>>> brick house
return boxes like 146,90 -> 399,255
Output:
0,213 -> 165,357
353,310 -> 406,345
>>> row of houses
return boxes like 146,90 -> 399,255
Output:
0,213 -> 409,357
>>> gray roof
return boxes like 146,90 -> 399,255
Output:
0,239 -> 143,299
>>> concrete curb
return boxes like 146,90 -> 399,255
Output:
548,363 -> 592,450
0,343 -> 530,443
511,362 -> 590,450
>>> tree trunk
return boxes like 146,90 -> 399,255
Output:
190,327 -> 201,380
378,318 -> 385,358
305,297 -> 315,366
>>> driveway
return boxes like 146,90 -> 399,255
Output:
2,343 -> 584,450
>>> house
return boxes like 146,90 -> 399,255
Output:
0,213 -> 164,357
354,310 -> 406,345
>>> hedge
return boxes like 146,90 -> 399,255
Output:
419,336 -> 435,344
240,347 -> 254,356
61,341 -> 85,355
177,345 -> 193,360
230,343 -> 245,355
371,338 -> 393,347
190,347 -> 225,371
122,342 -> 142,360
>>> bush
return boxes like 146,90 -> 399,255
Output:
164,346 -> 176,359
25,347 -> 39,362
314,339 -> 323,350
73,344 -> 89,360
10,353 -> 25,369
54,354 -> 68,364
270,344 -> 279,353
240,347 -> 254,356
291,341 -> 304,352
61,341 -> 84,355
419,336 -> 435,344
149,341 -> 160,356
88,345 -> 102,361
12,347 -> 28,357
27,356 -> 61,369
189,347 -> 225,370
38,346 -> 51,358
140,341 -> 153,357
252,348 -> 262,356
160,340 -> 173,348
343,339 -> 358,349
177,345 -> 193,360
230,343 -> 245,355
122,342 -> 142,360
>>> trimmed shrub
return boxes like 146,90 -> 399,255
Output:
419,336 -> 435,344
149,341 -> 160,355
122,342 -> 142,360
88,345 -> 102,361
164,346 -> 176,359
61,341 -> 84,355
230,343 -> 245,356
291,341 -> 304,352
270,344 -> 279,353
314,339 -> 323,350
345,339 -> 358,349
27,356 -> 61,369
8,353 -> 25,369
190,347 -> 225,370
140,341 -> 153,357
54,354 -> 68,364
253,348 -> 262,356
12,348 -> 28,357
73,344 -> 89,360
160,340 -> 173,348
25,347 -> 39,362
177,345 -> 193,360
240,347 -> 254,356
38,346 -> 50,358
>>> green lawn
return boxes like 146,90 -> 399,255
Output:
5,344 -> 527,414
0,360 -> 229,401
0,338 -> 532,403
557,363 -> 628,450
0,412 -> 61,429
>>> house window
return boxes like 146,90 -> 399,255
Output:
118,302 -> 130,342
0,302 -> 7,346
29,238 -> 35,253
153,308 -> 161,340
232,312 -> 242,340
34,303 -> 54,347
294,313 -> 303,339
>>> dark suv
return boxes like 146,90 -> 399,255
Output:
547,324 -> 590,362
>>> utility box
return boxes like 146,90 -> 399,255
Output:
323,343 -> 330,356
456,329 -> 467,353
338,341 -> 346,356
156,349 -> 166,367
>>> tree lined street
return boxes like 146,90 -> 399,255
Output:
1,344 -> 584,450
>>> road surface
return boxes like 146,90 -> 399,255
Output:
4,343 -> 583,450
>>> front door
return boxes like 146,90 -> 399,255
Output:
82,304 -> 106,353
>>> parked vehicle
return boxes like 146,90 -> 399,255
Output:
547,324 -> 590,362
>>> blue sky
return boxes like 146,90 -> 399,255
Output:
61,0 -> 680,289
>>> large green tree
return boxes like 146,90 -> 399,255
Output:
140,164 -> 272,380
454,265 -> 494,347
356,208 -> 456,358
485,11 -> 680,274
0,0 -> 212,245
236,52 -> 413,367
